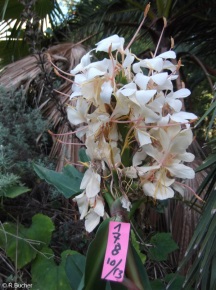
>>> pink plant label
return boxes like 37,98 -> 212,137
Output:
101,221 -> 130,282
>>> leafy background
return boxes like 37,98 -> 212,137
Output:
0,0 -> 216,289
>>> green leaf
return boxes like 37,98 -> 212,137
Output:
164,274 -> 185,290
117,123 -> 132,167
0,214 -> 54,268
2,185 -> 30,198
150,280 -> 165,290
195,101 -> 216,129
126,243 -> 152,290
84,218 -> 111,290
82,218 -> 127,290
131,230 -> 146,263
65,253 -> 86,290
33,163 -> 83,198
1,0 -> 9,21
149,233 -> 178,262
79,148 -> 90,163
195,154 -> 216,172
32,248 -> 74,290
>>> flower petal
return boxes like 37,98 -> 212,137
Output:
136,165 -> 160,175
172,88 -> 191,99
119,82 -> 137,96
142,58 -> 163,72
151,72 -> 168,85
96,34 -> 124,52
74,192 -> 88,219
134,73 -> 150,90
70,51 -> 92,74
143,182 -> 174,200
100,81 -> 113,104
121,196 -> 131,211
94,197 -> 104,216
166,163 -> 195,179
136,90 -> 156,106
136,128 -> 152,146
80,168 -> 101,198
67,102 -> 87,125
85,210 -> 100,232
157,51 -> 176,59
177,152 -> 195,162
172,183 -> 185,196
123,50 -> 135,68
162,60 -> 177,72
132,147 -> 147,166
166,98 -> 182,112
170,111 -> 197,123
123,166 -> 138,179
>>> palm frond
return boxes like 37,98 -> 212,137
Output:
0,0 -> 65,65
167,187 -> 216,290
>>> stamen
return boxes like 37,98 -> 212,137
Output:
48,126 -> 88,137
46,53 -> 74,77
174,181 -> 204,202
53,89 -> 71,97
56,139 -> 83,145
154,17 -> 167,57
54,68 -> 74,83
125,3 -> 150,50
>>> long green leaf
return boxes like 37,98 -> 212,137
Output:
194,101 -> 216,128
168,189 -> 216,289
84,218 -> 111,290
65,253 -> 86,290
126,243 -> 152,290
195,154 -> 216,172
1,0 -> 9,21
33,163 -> 83,198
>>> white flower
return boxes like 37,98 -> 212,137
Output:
95,34 -> 125,52
140,126 -> 195,179
151,72 -> 168,86
134,73 -> 150,90
135,127 -> 152,146
80,167 -> 101,198
165,88 -> 191,112
143,172 -> 175,200
122,49 -> 135,68
121,196 -> 132,211
123,166 -> 138,179
157,51 -> 176,59
66,33 -> 197,227
74,191 -> 105,232
133,57 -> 164,73
85,209 -> 101,232
70,51 -> 92,75
73,192 -> 88,219
67,98 -> 89,125
100,81 -> 113,104
132,147 -> 147,166
85,196 -> 105,232
170,111 -> 198,123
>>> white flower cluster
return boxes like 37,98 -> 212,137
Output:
67,34 -> 197,232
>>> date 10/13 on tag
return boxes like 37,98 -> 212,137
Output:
101,221 -> 131,282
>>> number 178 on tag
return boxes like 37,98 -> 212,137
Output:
101,221 -> 130,282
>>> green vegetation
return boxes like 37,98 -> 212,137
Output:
0,1 -> 216,289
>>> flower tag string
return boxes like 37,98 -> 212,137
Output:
101,221 -> 130,282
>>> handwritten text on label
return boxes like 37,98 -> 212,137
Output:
101,221 -> 130,282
